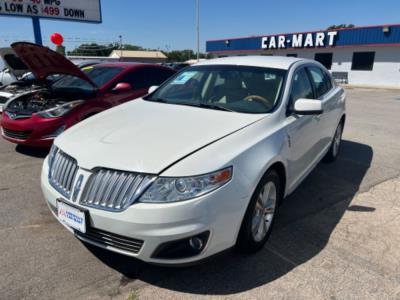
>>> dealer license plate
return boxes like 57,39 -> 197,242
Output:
57,200 -> 86,233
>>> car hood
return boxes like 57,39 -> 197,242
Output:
56,99 -> 265,174
11,42 -> 96,87
0,47 -> 29,78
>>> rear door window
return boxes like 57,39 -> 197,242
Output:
121,68 -> 175,90
290,68 -> 314,104
308,66 -> 331,98
153,68 -> 176,85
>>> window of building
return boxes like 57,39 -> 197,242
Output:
314,53 -> 333,70
351,52 -> 375,71
287,54 -> 298,57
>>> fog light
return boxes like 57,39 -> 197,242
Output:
152,231 -> 210,259
189,237 -> 204,250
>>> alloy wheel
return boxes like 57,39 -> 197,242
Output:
251,181 -> 277,242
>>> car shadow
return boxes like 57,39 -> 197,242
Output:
84,139 -> 373,295
15,145 -> 49,158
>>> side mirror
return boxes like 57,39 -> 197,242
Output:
148,85 -> 159,94
112,82 -> 132,93
293,99 -> 323,115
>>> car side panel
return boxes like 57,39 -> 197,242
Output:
284,113 -> 322,189
322,86 -> 346,140
281,61 -> 346,194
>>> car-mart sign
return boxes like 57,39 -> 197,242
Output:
261,31 -> 338,49
0,0 -> 101,23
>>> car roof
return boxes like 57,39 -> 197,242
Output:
93,62 -> 166,70
73,60 -> 102,68
193,55 -> 308,70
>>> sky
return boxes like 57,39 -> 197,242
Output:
0,0 -> 399,52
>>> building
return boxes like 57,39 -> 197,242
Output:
184,58 -> 207,64
206,24 -> 400,88
109,50 -> 167,63
67,56 -> 119,64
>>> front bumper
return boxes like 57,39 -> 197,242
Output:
1,113 -> 67,147
41,157 -> 250,265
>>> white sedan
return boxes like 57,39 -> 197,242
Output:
41,56 -> 345,265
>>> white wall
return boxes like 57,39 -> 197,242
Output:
220,46 -> 400,88
304,47 -> 400,88
343,47 -> 400,87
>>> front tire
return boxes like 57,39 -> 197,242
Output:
236,169 -> 281,253
323,121 -> 343,163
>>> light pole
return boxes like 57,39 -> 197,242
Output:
119,35 -> 123,59
196,0 -> 200,62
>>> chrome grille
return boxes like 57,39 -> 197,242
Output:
80,169 -> 155,211
75,226 -> 144,254
49,150 -> 78,198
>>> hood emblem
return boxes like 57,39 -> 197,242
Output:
72,174 -> 84,202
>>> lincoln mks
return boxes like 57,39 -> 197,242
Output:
41,56 -> 345,265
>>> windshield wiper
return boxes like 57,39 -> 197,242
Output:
149,97 -> 168,103
147,98 -> 235,112
198,103 -> 235,112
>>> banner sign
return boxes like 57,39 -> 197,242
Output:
0,0 -> 101,23
261,31 -> 338,50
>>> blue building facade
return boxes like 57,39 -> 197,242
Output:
206,24 -> 400,88
206,24 -> 400,54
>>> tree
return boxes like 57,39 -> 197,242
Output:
67,43 -> 212,60
67,43 -> 118,56
165,49 -> 193,62
165,49 -> 211,62
123,44 -> 144,51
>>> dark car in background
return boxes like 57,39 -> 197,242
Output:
0,47 -> 29,87
1,42 -> 175,147
164,62 -> 190,71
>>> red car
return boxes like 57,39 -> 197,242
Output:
1,42 -> 175,147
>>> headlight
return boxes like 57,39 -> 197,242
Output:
37,100 -> 83,118
139,167 -> 232,203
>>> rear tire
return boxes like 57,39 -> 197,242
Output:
323,121 -> 343,163
236,169 -> 281,253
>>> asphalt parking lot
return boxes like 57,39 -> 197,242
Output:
1,87 -> 400,300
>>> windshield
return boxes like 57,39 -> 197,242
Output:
4,54 -> 27,70
52,66 -> 123,91
146,65 -> 286,114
